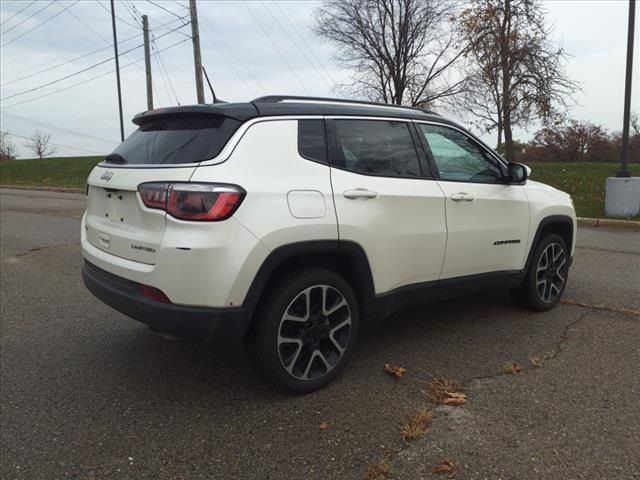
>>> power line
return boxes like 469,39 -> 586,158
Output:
1,23 -> 189,102
170,0 -> 189,11
0,0 -> 38,27
273,1 -> 337,87
197,10 -> 267,96
5,132 -> 107,155
2,0 -> 80,47
2,112 -> 119,146
2,37 -> 191,109
242,0 -> 310,95
261,2 -> 332,90
151,34 -> 180,105
146,0 -> 188,21
151,41 -> 173,105
94,0 -> 138,30
1,0 -> 55,36
1,32 -> 141,87
64,4 -> 148,76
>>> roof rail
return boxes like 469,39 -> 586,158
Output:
251,95 -> 439,116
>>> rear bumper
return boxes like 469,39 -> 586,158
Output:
82,261 -> 251,340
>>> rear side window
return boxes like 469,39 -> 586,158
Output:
298,119 -> 327,163
332,120 -> 421,177
110,115 -> 240,165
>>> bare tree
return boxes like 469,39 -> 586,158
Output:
315,0 -> 467,107
0,131 -> 17,160
24,131 -> 56,159
457,0 -> 578,161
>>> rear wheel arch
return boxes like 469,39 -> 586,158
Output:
243,240 -> 376,321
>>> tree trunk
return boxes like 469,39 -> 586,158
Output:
496,122 -> 503,151
503,117 -> 514,162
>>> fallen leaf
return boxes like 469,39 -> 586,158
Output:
399,408 -> 433,441
443,391 -> 467,405
529,355 -> 544,368
383,363 -> 407,378
318,421 -> 330,430
501,361 -> 522,374
432,459 -> 460,477
424,377 -> 463,404
432,459 -> 455,474
365,461 -> 390,480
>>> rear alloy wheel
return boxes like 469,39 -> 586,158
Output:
512,233 -> 569,311
278,285 -> 352,381
247,269 -> 359,393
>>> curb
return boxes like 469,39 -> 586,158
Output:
577,217 -> 640,230
0,185 -> 85,194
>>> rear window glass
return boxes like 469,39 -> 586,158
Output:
298,119 -> 327,163
333,119 -> 421,177
109,115 -> 240,165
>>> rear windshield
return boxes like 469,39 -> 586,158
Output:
109,115 -> 240,165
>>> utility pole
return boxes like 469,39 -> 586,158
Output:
617,0 -> 635,178
142,15 -> 153,111
110,0 -> 125,141
189,0 -> 205,104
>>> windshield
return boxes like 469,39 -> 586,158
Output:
109,115 -> 240,165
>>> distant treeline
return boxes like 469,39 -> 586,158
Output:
504,117 -> 640,164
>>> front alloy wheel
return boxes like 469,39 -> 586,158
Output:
511,233 -> 570,311
535,242 -> 568,304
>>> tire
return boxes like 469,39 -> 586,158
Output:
245,268 -> 360,394
512,233 -> 570,311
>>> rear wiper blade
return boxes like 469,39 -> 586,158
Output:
104,153 -> 127,164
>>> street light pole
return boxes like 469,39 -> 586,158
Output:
617,0 -> 635,178
110,0 -> 125,142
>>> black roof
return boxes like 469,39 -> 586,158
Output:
132,95 -> 458,127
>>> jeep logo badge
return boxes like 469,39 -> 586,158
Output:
100,171 -> 114,182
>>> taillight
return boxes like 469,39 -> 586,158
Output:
138,182 -> 245,221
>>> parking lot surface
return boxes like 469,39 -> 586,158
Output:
1,188 -> 639,479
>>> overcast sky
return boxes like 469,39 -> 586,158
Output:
1,0 -> 638,158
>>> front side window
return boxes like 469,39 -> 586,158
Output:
332,120 -> 421,178
418,124 -> 503,183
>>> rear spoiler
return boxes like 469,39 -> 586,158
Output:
132,103 -> 259,126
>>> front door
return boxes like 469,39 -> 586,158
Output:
416,123 -> 530,279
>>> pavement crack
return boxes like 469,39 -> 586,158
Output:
561,298 -> 640,316
12,243 -> 80,258
463,308 -> 595,385
545,308 -> 593,361
575,245 -> 640,256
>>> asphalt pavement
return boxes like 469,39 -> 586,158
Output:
1,188 -> 639,480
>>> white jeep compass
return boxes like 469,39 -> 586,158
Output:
82,96 -> 576,393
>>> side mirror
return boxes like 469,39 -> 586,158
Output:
507,162 -> 529,184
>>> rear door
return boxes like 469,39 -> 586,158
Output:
85,114 -> 237,265
415,122 -> 530,279
327,117 -> 447,294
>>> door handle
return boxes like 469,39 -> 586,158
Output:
343,189 -> 379,200
451,192 -> 475,202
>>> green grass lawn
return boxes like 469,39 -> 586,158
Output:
0,156 -> 102,189
0,157 -> 637,219
528,162 -> 639,219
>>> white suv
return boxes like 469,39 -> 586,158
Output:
82,96 -> 576,393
